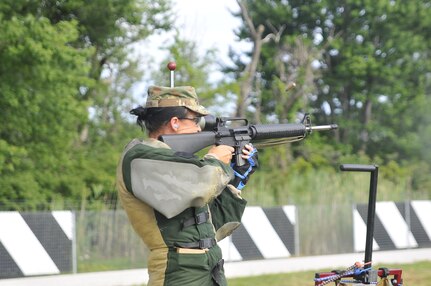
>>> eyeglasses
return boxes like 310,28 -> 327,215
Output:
178,116 -> 202,125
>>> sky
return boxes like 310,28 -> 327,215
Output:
132,0 -> 250,99
171,0 -> 247,65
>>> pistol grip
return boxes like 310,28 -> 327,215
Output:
234,141 -> 248,167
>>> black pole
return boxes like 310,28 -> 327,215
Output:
340,164 -> 379,268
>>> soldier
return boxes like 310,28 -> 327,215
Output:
116,85 -> 258,286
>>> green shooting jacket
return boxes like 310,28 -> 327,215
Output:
117,138 -> 247,286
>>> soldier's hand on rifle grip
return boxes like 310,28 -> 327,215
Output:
230,144 -> 259,190
207,145 -> 234,164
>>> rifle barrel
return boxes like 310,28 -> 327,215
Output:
307,124 -> 338,132
251,123 -> 338,141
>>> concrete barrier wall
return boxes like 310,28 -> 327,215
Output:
2,200 -> 430,279
219,205 -> 297,261
354,200 -> 431,252
0,211 -> 75,278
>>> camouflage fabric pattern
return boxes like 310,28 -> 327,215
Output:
146,86 -> 209,115
117,138 -> 247,286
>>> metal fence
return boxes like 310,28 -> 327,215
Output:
76,210 -> 149,271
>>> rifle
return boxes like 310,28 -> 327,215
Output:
159,114 -> 338,166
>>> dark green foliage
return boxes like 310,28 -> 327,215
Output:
227,0 -> 431,198
0,0 -> 171,210
0,13 -> 91,209
1,0 -> 430,210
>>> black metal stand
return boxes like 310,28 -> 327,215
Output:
340,164 -> 379,267
314,164 -> 403,286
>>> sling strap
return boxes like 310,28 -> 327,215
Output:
175,238 -> 216,249
182,211 -> 210,229
211,259 -> 225,285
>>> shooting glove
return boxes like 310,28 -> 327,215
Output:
230,146 -> 259,190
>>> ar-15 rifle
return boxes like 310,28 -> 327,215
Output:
159,114 -> 338,166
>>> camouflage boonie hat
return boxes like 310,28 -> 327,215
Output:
145,86 -> 209,116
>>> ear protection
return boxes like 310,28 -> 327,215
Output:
173,124 -> 179,129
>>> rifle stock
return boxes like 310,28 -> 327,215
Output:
159,132 -> 218,154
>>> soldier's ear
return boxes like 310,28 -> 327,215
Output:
170,117 -> 180,131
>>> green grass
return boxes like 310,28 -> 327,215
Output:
135,260 -> 431,285
227,260 -> 431,286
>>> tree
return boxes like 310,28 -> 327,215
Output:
226,0 -> 431,196
226,0 -> 330,173
0,13 -> 92,209
230,0 -> 431,164
0,0 -> 174,209
49,0 -> 174,206
318,0 -> 431,161
35,0 -> 173,143
151,33 -> 219,107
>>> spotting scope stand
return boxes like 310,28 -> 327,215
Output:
314,164 -> 403,286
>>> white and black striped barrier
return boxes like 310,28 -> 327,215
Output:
219,205 -> 298,261
0,207 -> 298,279
1,200 -> 430,279
0,211 -> 75,279
353,200 -> 431,252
